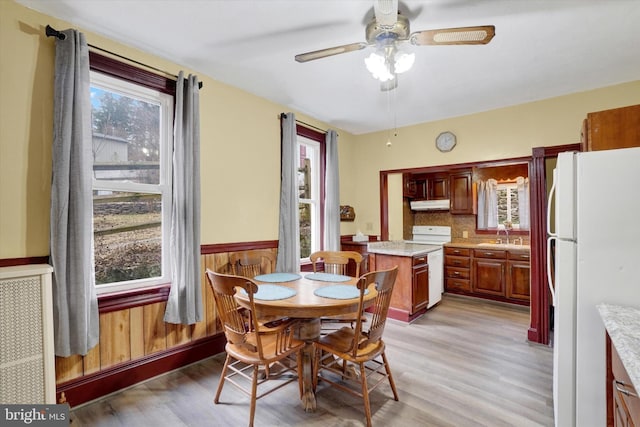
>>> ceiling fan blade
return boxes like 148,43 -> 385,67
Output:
295,42 -> 368,63
410,25 -> 495,46
374,0 -> 399,26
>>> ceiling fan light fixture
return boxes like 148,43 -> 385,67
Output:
393,51 -> 415,74
364,52 -> 395,82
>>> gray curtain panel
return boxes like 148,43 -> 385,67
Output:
324,130 -> 340,251
276,113 -> 300,272
50,29 -> 99,357
164,72 -> 203,324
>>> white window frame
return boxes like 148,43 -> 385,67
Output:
90,71 -> 174,294
298,135 -> 321,262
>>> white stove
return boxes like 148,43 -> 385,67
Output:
408,225 -> 452,246
406,226 -> 451,308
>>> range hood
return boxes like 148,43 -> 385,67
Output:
409,199 -> 450,211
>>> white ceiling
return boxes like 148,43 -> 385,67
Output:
17,0 -> 640,135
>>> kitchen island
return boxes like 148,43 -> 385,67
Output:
368,241 -> 442,322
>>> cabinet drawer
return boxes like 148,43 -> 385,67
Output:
413,255 -> 428,266
445,255 -> 470,268
445,266 -> 470,280
508,251 -> 530,261
446,278 -> 471,292
473,249 -> 507,259
612,343 -> 640,422
445,247 -> 470,257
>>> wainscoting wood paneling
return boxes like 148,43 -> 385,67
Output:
51,246 -> 277,407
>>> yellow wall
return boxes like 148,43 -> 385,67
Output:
0,0 -> 357,258
2,1 -> 639,258
349,82 -> 640,236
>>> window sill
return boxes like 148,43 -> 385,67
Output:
475,229 -> 529,236
97,283 -> 171,313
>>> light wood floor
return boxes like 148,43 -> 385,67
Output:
69,294 -> 554,426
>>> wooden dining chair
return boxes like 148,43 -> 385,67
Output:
310,250 -> 365,331
312,266 -> 400,427
230,250 -> 276,278
310,250 -> 363,278
205,270 -> 304,427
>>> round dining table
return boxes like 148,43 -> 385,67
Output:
233,272 -> 377,412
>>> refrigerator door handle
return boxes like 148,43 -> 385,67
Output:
546,236 -> 556,306
547,169 -> 557,238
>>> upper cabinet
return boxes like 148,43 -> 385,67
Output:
402,173 -> 417,198
405,168 -> 473,215
428,173 -> 449,200
581,104 -> 640,151
449,170 -> 473,214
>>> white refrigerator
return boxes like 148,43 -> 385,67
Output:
547,147 -> 640,427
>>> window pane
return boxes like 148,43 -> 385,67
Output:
298,157 -> 311,199
93,191 -> 162,285
299,203 -> 312,259
91,86 -> 160,185
509,190 -> 520,225
497,188 -> 509,225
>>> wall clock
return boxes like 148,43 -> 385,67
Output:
436,131 -> 457,152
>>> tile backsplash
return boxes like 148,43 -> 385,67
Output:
408,211 -> 530,245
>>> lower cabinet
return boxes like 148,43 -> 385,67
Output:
340,241 -> 369,276
472,249 -> 506,297
369,253 -> 429,322
506,252 -> 531,301
445,244 -> 530,305
608,333 -> 640,426
445,247 -> 471,293
412,255 -> 429,313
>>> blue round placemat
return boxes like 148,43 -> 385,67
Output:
305,272 -> 351,282
254,272 -> 301,283
241,284 -> 297,300
313,285 -> 369,300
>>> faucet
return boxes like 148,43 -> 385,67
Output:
497,228 -> 509,244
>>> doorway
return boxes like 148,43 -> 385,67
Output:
528,144 -> 580,345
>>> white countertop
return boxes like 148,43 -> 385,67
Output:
598,303 -> 640,390
367,241 -> 442,257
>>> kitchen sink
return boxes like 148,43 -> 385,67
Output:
477,242 -> 530,250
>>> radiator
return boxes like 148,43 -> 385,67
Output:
0,264 -> 55,404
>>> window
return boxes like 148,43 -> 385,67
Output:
296,127 -> 326,261
90,61 -> 174,293
476,176 -> 529,231
496,182 -> 520,229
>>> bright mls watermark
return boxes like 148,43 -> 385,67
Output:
0,405 -> 68,426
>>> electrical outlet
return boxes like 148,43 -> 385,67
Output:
462,230 -> 469,239
366,222 -> 373,231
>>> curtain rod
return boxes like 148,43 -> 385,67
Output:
45,25 -> 203,89
279,113 -> 331,134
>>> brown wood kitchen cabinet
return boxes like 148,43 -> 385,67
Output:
402,173 -> 417,198
582,104 -> 640,152
369,253 -> 429,322
427,173 -> 449,200
445,246 -> 472,294
472,249 -> 507,297
506,250 -> 531,302
445,244 -> 530,305
607,333 -> 640,427
340,240 -> 370,276
449,169 -> 473,214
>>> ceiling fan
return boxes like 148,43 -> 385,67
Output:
294,0 -> 495,90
